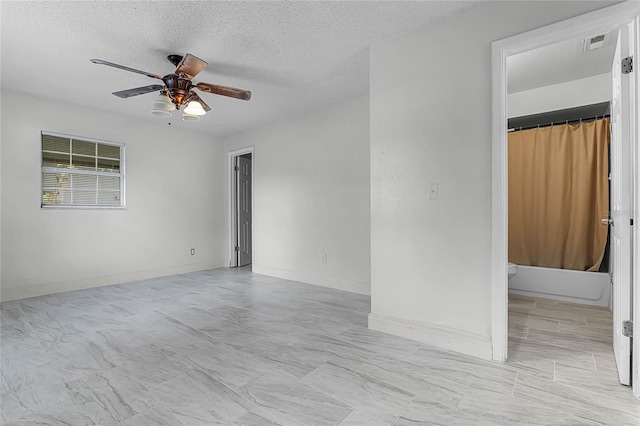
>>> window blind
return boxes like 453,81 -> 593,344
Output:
41,132 -> 125,208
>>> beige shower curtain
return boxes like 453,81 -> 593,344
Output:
508,118 -> 610,272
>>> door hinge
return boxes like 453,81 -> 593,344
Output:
234,246 -> 240,252
623,320 -> 633,338
622,56 -> 633,74
631,218 -> 635,226
234,165 -> 239,172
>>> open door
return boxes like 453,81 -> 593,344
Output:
610,22 -> 634,387
236,155 -> 252,267
491,2 -> 640,393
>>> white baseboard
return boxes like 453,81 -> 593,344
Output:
368,313 -> 493,361
0,260 -> 226,302
252,265 -> 370,295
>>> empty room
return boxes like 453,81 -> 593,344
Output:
1,1 -> 639,425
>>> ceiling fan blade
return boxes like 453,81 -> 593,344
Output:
90,59 -> 163,80
175,53 -> 208,79
189,92 -> 211,112
112,84 -> 165,99
196,82 -> 252,101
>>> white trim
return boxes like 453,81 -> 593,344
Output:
228,146 -> 254,268
0,260 -> 226,302
491,36 -> 509,362
629,14 -> 640,400
491,0 -> 640,379
368,313 -> 493,360
39,204 -> 126,211
41,130 -> 124,147
253,264 -> 370,295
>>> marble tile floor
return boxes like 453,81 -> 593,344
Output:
1,268 -> 638,425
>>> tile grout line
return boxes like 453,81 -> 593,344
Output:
299,363 -> 412,425
511,371 -> 519,396
454,392 -> 465,410
336,408 -> 356,426
392,403 -> 411,425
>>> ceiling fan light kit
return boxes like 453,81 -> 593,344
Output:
184,100 -> 206,116
150,92 -> 176,117
91,53 -> 251,123
151,109 -> 172,118
181,113 -> 200,122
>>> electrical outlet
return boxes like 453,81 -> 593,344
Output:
191,248 -> 196,256
322,253 -> 327,264
428,183 -> 439,200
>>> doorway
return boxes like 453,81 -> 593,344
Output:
229,147 -> 254,268
506,36 -> 615,300
491,2 -> 639,396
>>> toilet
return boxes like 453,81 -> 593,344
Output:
508,262 -> 518,280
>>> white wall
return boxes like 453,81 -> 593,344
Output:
1,90 -> 226,301
508,73 -> 611,118
369,1 -> 617,359
223,95 -> 371,294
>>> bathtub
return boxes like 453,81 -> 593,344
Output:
508,265 -> 611,308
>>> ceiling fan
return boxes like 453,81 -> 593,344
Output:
90,53 -> 251,121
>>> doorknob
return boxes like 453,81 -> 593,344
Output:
601,218 -> 613,226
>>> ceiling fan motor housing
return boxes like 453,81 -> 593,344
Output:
162,73 -> 194,109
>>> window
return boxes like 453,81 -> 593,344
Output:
41,132 -> 125,208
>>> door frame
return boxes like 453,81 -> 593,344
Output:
228,146 -> 254,268
490,1 -> 639,394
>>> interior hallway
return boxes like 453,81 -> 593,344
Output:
1,269 -> 638,425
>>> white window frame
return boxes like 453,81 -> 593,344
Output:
41,131 -> 126,209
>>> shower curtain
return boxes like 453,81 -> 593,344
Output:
508,118 -> 610,272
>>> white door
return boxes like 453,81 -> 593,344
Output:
610,24 -> 634,386
237,155 -> 252,266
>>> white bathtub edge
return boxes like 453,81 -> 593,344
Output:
508,265 -> 611,308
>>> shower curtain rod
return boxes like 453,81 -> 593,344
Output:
507,114 -> 610,132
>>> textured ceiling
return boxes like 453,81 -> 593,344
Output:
1,1 -> 480,137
